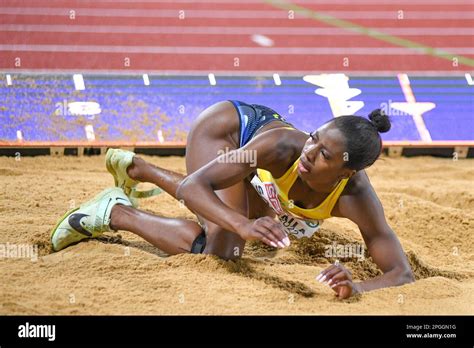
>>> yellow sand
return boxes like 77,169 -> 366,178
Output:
0,154 -> 473,314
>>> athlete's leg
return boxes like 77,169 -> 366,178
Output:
185,101 -> 248,260
104,152 -> 202,255
126,156 -> 184,199
110,204 -> 202,255
108,101 -> 244,258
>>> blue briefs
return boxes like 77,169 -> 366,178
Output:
229,100 -> 294,147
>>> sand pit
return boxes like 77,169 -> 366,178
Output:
0,154 -> 473,315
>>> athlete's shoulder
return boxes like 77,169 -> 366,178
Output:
267,127 -> 305,160
343,170 -> 374,197
244,126 -> 302,174
246,124 -> 301,151
265,126 -> 306,147
334,171 -> 380,219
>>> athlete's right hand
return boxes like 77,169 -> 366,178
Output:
237,217 -> 290,248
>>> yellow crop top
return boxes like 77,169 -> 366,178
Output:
256,158 -> 348,220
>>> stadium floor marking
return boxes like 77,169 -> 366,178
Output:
396,73 -> 433,142
73,74 -> 85,90
208,73 -> 217,86
465,73 -> 474,85
273,73 -> 282,85
142,74 -> 150,86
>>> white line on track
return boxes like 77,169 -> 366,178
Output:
157,129 -> 165,143
394,73 -> 434,142
208,73 -> 216,85
84,125 -> 95,141
73,74 -> 85,90
143,73 -> 150,85
1,8 -> 473,19
465,73 -> 474,85
1,24 -> 472,36
2,45 -> 473,55
273,73 -> 282,85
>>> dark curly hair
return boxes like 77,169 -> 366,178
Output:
328,109 -> 391,171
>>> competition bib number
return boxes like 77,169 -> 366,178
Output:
250,175 -> 322,239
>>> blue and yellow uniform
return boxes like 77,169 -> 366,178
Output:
231,100 -> 348,238
251,161 -> 348,238
257,160 -> 348,221
230,100 -> 294,147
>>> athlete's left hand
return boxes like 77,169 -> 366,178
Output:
316,262 -> 361,299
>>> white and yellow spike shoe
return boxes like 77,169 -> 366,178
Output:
105,148 -> 162,207
50,187 -> 132,252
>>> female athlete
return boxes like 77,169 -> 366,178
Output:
51,100 -> 414,299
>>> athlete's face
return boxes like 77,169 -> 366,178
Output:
297,123 -> 355,191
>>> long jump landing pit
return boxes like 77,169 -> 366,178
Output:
0,154 -> 472,315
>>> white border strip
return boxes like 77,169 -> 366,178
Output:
397,73 -> 433,142
1,69 -> 471,77
1,24 -> 472,36
2,45 -> 473,55
73,73 -> 85,90
465,73 -> 474,85
1,8 -> 473,19
142,73 -> 150,85
273,73 -> 282,85
208,73 -> 216,85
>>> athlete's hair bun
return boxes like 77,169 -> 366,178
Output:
368,109 -> 391,133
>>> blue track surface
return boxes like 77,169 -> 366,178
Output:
1,74 -> 473,142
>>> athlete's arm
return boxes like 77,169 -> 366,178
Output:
320,172 -> 414,298
176,129 -> 294,247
